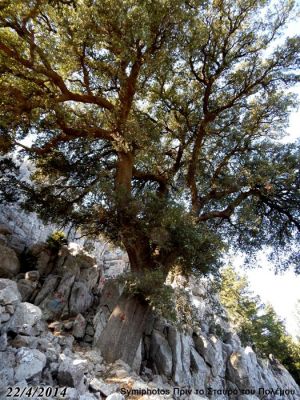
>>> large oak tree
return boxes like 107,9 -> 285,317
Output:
1,0 -> 300,363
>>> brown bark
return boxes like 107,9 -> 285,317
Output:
115,151 -> 133,193
123,233 -> 154,274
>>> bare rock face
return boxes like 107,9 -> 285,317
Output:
14,348 -> 46,381
30,242 -> 54,277
0,210 -> 299,400
150,330 -> 173,378
73,314 -> 87,339
4,302 -> 43,336
193,334 -> 224,377
0,244 -> 20,278
57,356 -> 88,389
31,244 -> 102,321
0,279 -> 21,306
17,278 -> 38,302
93,309 -> 107,345
106,394 -> 125,400
0,224 -> 12,247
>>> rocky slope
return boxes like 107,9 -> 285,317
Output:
0,214 -> 300,400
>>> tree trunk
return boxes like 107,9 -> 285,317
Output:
98,293 -> 150,365
99,151 -> 155,365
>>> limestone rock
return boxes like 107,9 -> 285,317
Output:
33,243 -> 100,321
57,388 -> 79,400
58,335 -> 74,349
106,394 -> 125,400
0,369 -> 9,394
0,224 -> 12,235
0,312 -> 10,322
68,281 -> 93,316
227,350 -> 260,391
5,302 -> 43,336
29,243 -> 53,277
132,340 -> 142,373
190,347 -> 209,390
17,279 -> 38,302
79,394 -> 97,400
0,244 -> 20,278
193,334 -> 224,377
0,348 -> 15,389
58,356 -> 88,388
167,328 -> 193,386
150,330 -> 172,378
10,334 -> 38,349
93,309 -> 107,345
89,377 -> 118,396
0,332 -> 8,351
0,279 -> 21,306
25,270 -> 40,282
34,275 -> 60,307
14,348 -> 46,381
73,314 -> 87,339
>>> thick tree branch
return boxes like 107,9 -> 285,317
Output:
0,37 -> 114,111
197,189 -> 257,222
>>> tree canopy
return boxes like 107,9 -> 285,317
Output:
1,0 -> 300,275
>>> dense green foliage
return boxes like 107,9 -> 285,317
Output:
0,0 -> 300,276
220,266 -> 300,384
120,268 -> 198,329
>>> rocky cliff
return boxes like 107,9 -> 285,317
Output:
0,214 -> 299,400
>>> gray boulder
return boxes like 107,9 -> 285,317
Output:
25,270 -> 40,282
0,332 -> 7,351
79,395 -> 97,400
106,394 -> 125,400
34,275 -> 60,307
0,348 -> 15,388
4,302 -> 43,336
58,356 -> 88,388
0,279 -> 21,306
17,279 -> 38,302
29,242 -> 53,277
0,244 -> 20,278
72,314 -> 87,339
14,348 -> 46,381
57,388 -> 79,400
89,377 -> 118,396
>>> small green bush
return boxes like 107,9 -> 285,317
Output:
119,269 -> 197,329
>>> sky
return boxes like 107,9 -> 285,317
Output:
232,250 -> 300,339
233,95 -> 300,340
227,5 -> 300,340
